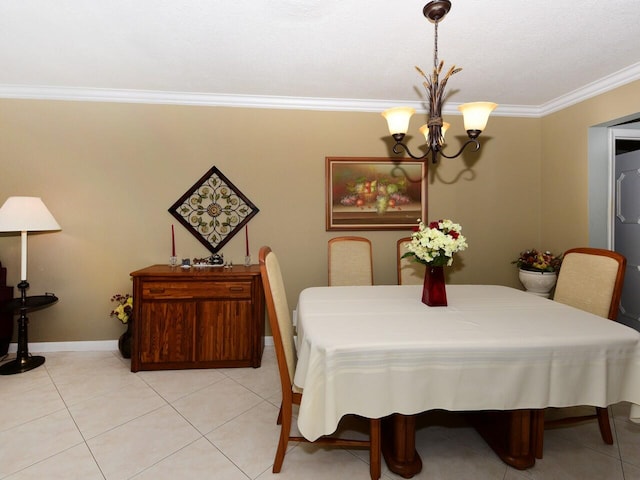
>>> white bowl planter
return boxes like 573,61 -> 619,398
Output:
518,269 -> 557,298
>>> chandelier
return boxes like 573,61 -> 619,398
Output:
382,0 -> 497,163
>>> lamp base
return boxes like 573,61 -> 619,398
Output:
0,355 -> 45,375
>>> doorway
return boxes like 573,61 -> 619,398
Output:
612,128 -> 640,330
588,118 -> 640,331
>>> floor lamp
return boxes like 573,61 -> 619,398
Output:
0,196 -> 61,374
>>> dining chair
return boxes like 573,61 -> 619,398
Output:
328,236 -> 373,286
397,237 -> 426,285
535,247 -> 626,458
259,246 -> 381,479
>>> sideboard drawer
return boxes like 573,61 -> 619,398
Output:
142,281 -> 252,300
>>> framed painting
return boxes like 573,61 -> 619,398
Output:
326,157 -> 426,231
169,166 -> 259,253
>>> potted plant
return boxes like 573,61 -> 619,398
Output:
110,293 -> 133,358
513,249 -> 563,297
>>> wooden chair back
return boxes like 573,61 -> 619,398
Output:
328,236 -> 373,286
397,237 -> 426,285
553,247 -> 626,320
260,246 -> 297,391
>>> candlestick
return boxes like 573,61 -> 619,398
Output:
171,224 -> 176,257
245,225 -> 249,256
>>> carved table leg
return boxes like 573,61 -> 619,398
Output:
467,410 -> 537,470
382,414 -> 423,478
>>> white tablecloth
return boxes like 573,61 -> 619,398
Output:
294,285 -> 640,441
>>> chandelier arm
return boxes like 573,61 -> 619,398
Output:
437,139 -> 480,159
392,141 -> 433,161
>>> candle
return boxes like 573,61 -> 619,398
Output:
171,224 -> 176,257
245,225 -> 249,256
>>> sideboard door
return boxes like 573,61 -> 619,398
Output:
197,300 -> 253,362
139,301 -> 196,365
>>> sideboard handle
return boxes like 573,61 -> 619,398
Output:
229,286 -> 245,292
149,288 -> 165,294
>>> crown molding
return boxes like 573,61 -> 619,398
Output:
539,62 -> 640,116
0,84 -> 543,117
1,62 -> 639,118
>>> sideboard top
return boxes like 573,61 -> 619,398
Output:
130,264 -> 260,278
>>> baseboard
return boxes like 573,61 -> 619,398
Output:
6,336 -> 275,353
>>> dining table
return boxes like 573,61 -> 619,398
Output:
293,284 -> 640,477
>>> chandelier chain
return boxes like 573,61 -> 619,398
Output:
433,20 -> 439,70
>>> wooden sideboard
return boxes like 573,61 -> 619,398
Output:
130,264 -> 265,372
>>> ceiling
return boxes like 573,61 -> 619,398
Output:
1,0 -> 639,116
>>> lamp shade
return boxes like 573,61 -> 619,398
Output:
382,107 -> 416,136
0,197 -> 61,232
419,122 -> 450,143
457,102 -> 498,133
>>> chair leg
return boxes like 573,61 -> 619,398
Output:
369,418 -> 381,480
273,402 -> 292,473
276,403 -> 283,425
596,407 -> 614,444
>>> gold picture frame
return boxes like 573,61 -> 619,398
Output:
326,157 -> 426,231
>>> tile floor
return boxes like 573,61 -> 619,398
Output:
0,346 -> 639,480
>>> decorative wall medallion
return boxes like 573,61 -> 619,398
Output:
169,166 -> 259,253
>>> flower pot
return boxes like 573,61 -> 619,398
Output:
422,266 -> 447,306
518,269 -> 557,298
118,321 -> 132,359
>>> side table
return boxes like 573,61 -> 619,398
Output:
0,290 -> 58,375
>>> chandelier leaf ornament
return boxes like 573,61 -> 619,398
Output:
382,0 -> 497,163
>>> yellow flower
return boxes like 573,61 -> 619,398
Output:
110,294 -> 133,324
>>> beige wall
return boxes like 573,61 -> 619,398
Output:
0,89 -> 618,343
540,79 -> 640,251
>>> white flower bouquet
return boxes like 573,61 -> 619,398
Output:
403,219 -> 468,267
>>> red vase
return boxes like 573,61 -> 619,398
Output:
422,266 -> 447,307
